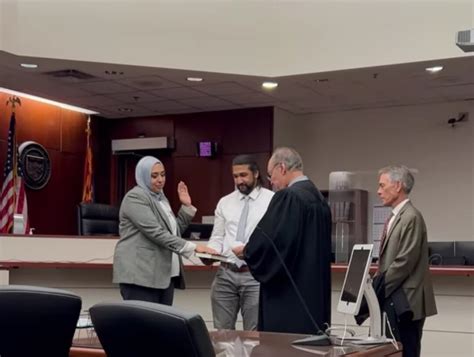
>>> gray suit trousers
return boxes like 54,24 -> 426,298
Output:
211,267 -> 260,331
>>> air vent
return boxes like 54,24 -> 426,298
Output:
112,137 -> 175,153
456,29 -> 474,52
44,69 -> 96,80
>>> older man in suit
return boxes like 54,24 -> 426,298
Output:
377,165 -> 437,357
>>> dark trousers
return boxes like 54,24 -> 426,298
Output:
398,318 -> 425,357
119,281 -> 175,306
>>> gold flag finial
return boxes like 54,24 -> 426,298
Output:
6,96 -> 22,112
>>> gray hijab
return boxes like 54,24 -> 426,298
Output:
135,156 -> 162,194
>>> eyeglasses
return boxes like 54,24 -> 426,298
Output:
267,162 -> 282,181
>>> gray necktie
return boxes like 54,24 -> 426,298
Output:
235,196 -> 250,243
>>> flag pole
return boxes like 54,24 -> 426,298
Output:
5,96 -> 22,233
6,96 -> 21,207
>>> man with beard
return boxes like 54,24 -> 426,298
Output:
201,155 -> 274,330
233,147 -> 331,334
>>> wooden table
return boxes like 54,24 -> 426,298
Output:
70,330 -> 402,356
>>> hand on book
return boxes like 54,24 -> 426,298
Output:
195,245 -> 218,255
232,245 -> 245,259
195,246 -> 219,265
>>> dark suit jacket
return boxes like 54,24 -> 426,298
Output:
378,201 -> 437,320
355,273 -> 413,341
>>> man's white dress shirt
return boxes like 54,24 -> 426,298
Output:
207,186 -> 274,266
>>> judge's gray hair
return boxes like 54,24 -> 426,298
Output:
378,165 -> 414,194
271,147 -> 304,172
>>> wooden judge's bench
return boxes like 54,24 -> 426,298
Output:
70,330 -> 402,357
0,234 -> 472,356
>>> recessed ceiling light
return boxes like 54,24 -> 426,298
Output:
20,63 -> 38,69
262,81 -> 278,89
425,66 -> 443,73
187,77 -> 203,82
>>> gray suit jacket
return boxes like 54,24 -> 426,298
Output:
378,201 -> 437,320
113,186 -> 195,290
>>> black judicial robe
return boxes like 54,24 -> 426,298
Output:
244,179 -> 332,334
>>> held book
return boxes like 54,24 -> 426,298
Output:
195,252 -> 232,263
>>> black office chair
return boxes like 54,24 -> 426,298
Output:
428,241 -> 464,265
0,285 -> 82,357
77,202 -> 119,235
182,223 -> 214,239
90,301 -> 216,357
455,241 -> 474,265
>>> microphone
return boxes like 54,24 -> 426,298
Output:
253,226 -> 332,346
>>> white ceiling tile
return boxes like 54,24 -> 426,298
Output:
116,75 -> 181,90
104,91 -> 163,103
150,87 -> 208,99
73,81 -> 135,95
72,95 -> 124,107
221,92 -> 276,105
141,100 -> 195,111
192,82 -> 253,96
179,97 -> 234,108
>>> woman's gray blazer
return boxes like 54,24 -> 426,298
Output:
113,186 -> 195,290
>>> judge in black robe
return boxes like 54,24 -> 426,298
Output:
233,147 -> 332,335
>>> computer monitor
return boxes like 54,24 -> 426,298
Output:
181,223 -> 214,240
337,244 -> 386,344
337,244 -> 373,315
196,141 -> 217,157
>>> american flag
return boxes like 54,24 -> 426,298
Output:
0,113 -> 29,234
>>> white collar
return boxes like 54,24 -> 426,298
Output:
238,186 -> 261,201
392,198 -> 410,216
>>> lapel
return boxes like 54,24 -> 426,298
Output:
148,193 -> 174,233
380,202 -> 412,257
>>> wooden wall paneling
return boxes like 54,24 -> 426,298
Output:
0,93 -> 10,140
221,107 -> 273,154
109,116 -> 174,139
14,98 -> 62,151
173,156 -> 223,220
93,118 -> 113,205
60,111 -> 88,154
173,114 -> 223,157
108,155 -> 119,206
28,150 -> 84,235
219,155 -> 237,197
26,150 -> 62,234
54,152 -> 85,234
99,107 -> 274,222
0,93 -> 88,234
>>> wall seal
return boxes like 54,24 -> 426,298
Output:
18,141 -> 51,190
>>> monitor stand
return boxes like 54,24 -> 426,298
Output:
351,275 -> 387,345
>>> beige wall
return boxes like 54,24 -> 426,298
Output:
1,1 -> 472,76
274,100 -> 474,242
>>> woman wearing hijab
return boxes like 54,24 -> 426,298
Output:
113,156 -> 216,305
